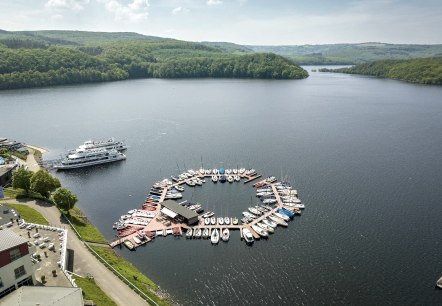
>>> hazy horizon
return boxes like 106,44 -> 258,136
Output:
1,0 -> 441,45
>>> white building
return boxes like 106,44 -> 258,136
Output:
0,229 -> 36,298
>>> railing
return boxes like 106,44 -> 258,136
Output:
61,213 -> 159,306
22,221 -> 74,287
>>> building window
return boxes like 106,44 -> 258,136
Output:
14,266 -> 26,279
9,248 -> 21,262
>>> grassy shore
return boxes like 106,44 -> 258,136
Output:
75,276 -> 118,306
90,245 -> 169,306
3,203 -> 49,225
63,207 -> 108,244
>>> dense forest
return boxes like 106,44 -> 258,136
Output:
0,30 -> 308,90
248,43 -> 442,65
319,57 -> 442,85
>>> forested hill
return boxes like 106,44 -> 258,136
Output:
0,30 -> 308,90
319,57 -> 442,85
247,43 -> 442,65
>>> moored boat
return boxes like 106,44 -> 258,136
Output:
248,207 -> 261,216
202,211 -> 215,218
218,217 -> 224,225
221,228 -> 230,242
204,218 -> 210,225
232,217 -> 239,225
210,217 -> 216,225
224,217 -> 230,225
54,148 -> 126,170
278,207 -> 295,218
273,212 -> 290,222
263,218 -> 277,228
269,215 -> 288,227
242,228 -> 254,244
202,228 -> 210,239
257,222 -> 274,233
211,228 -> 220,244
251,224 -> 268,238
186,228 -> 193,238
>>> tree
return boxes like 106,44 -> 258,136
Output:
12,167 -> 33,193
52,187 -> 78,212
30,170 -> 61,198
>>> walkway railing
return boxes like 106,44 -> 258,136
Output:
61,213 -> 159,306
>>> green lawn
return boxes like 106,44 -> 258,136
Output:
75,276 -> 117,306
64,207 -> 108,244
90,245 -> 168,306
4,203 -> 49,225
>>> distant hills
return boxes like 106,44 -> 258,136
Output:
0,30 -> 441,89
319,57 -> 442,85
0,30 -> 308,90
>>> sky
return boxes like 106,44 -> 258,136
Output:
0,0 -> 441,45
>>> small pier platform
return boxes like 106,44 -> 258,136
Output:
243,175 -> 262,184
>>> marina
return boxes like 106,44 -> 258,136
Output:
109,168 -> 304,250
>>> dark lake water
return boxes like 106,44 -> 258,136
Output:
1,68 -> 442,305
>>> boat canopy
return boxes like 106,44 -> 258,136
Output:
161,207 -> 178,218
219,168 -> 225,174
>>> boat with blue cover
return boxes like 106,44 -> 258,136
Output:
278,207 -> 295,218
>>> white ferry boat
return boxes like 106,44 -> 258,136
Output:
54,148 -> 126,170
71,138 -> 127,153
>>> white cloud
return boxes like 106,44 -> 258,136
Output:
207,0 -> 222,6
45,0 -> 89,11
97,0 -> 149,22
172,7 -> 189,15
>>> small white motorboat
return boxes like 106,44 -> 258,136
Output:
257,222 -> 274,233
221,228 -> 230,242
202,211 -> 215,218
212,175 -> 218,183
224,217 -> 230,225
211,228 -> 220,244
218,217 -> 224,225
269,215 -> 288,227
234,175 -> 240,182
232,217 -> 239,225
239,168 -> 246,174
186,228 -> 193,238
227,175 -> 234,183
251,224 -> 268,238
242,228 -> 254,244
263,218 -> 277,228
204,218 -> 210,225
273,212 -> 290,222
248,207 -> 261,216
194,228 -> 202,239
210,217 -> 216,225
202,228 -> 209,239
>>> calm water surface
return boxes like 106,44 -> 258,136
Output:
1,68 -> 442,305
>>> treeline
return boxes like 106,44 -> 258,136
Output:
319,57 -> 442,85
0,40 -> 308,90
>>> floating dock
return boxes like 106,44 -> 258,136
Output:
109,169 -> 303,249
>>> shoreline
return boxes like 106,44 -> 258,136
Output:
26,144 -> 49,154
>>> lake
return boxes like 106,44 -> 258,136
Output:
1,68 -> 441,305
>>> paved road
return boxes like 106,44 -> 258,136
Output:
3,199 -> 149,306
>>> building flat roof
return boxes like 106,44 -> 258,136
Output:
0,286 -> 83,306
161,200 -> 199,220
0,228 -> 28,253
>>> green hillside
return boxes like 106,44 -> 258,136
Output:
319,57 -> 442,85
247,43 -> 442,64
0,30 -> 308,90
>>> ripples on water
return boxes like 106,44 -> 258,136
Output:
1,70 -> 441,305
